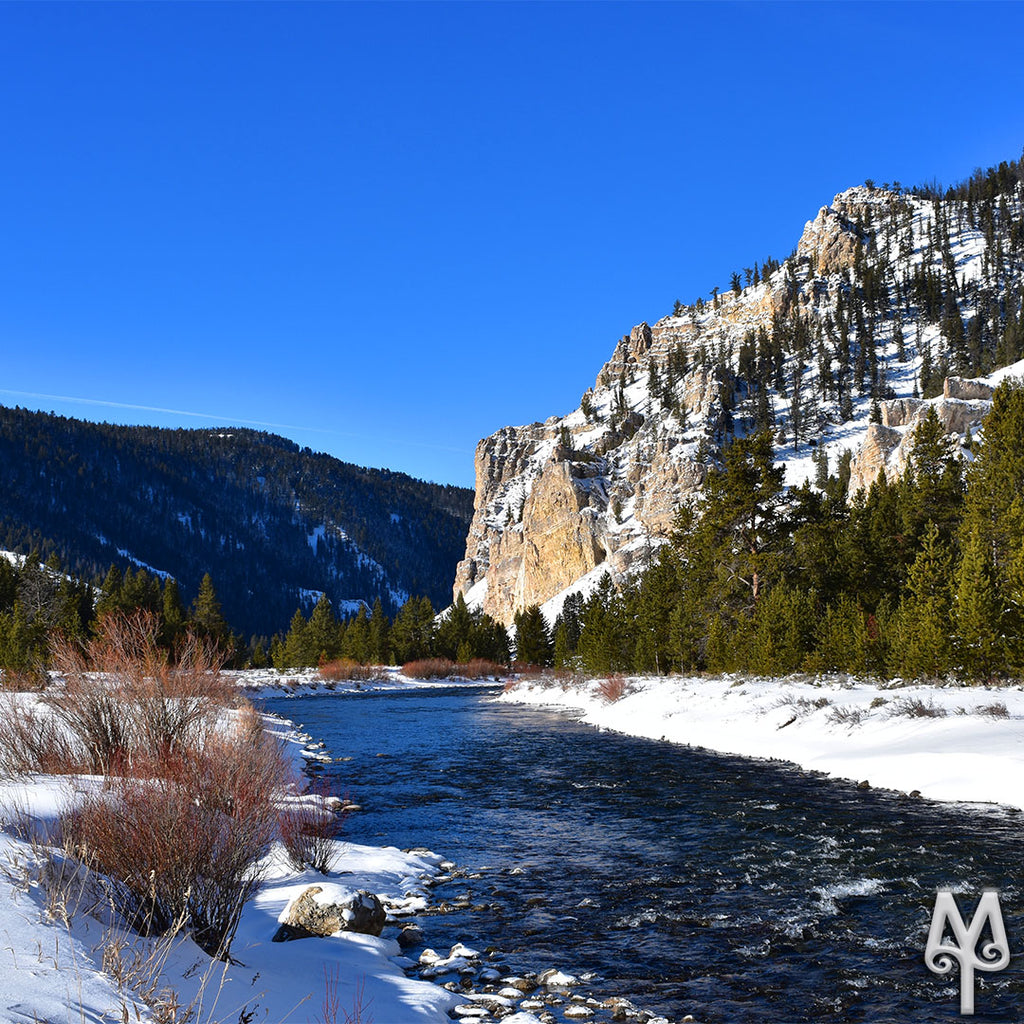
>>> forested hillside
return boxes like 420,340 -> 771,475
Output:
531,383 -> 1024,680
0,409 -> 473,637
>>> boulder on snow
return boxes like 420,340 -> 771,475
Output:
272,884 -> 386,942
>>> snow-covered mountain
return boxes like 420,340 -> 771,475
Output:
457,170 -> 1024,626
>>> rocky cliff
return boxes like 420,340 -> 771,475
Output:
457,178 -> 1024,626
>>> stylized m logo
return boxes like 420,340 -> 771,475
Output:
925,888 -> 1010,1014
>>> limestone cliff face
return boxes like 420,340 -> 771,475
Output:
796,199 -> 869,278
453,360 -> 726,624
456,181 -> 1023,626
849,387 -> 994,494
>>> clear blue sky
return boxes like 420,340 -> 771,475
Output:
2,1 -> 1023,488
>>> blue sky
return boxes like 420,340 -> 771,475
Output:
2,1 -> 1023,488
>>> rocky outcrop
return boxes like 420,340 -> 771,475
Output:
881,398 -> 926,428
796,203 -> 868,277
849,424 -> 904,494
272,885 -> 386,942
600,322 -> 654,381
850,383 -> 993,493
486,462 -> 609,626
453,377 -> 719,625
944,377 -> 995,401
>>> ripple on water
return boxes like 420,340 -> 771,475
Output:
260,689 -> 1024,1024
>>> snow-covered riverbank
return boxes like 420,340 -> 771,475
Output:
0,695 -> 465,1023
500,674 -> 1024,810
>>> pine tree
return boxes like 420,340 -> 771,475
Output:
94,564 -> 124,620
190,573 -> 229,649
280,608 -> 311,668
576,574 -> 627,674
390,596 -> 423,664
0,600 -> 46,675
160,577 -> 186,650
680,432 -> 786,610
513,605 -> 552,666
895,521 -> 953,679
953,524 -> 1003,680
342,606 -> 370,663
436,592 -> 473,661
552,620 -> 571,669
307,594 -> 340,664
368,598 -> 390,665
751,585 -> 812,675
899,407 -> 964,550
808,596 -> 868,674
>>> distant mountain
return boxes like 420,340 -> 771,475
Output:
456,156 -> 1024,625
0,409 -> 474,637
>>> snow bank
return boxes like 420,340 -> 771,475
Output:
235,665 -> 498,699
0,696 -> 461,1023
499,675 -> 1024,809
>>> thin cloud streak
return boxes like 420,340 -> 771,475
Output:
0,389 -> 471,456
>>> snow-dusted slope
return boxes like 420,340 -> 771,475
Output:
457,182 -> 1024,625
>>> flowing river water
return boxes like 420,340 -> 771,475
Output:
259,685 -> 1024,1023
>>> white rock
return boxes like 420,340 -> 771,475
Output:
540,969 -> 580,987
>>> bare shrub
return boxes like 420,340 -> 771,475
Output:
319,659 -> 378,682
401,658 -> 456,679
0,695 -> 86,776
552,668 -> 583,687
0,668 -> 47,692
827,704 -> 864,727
43,675 -> 131,777
319,969 -> 372,1024
775,694 -> 832,715
976,701 -> 1010,719
46,612 -> 234,773
455,659 -> 505,679
510,661 -> 545,676
279,789 -> 342,874
597,674 -> 629,703
62,709 -> 288,959
889,696 -> 948,719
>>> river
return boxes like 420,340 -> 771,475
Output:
259,685 -> 1024,1023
